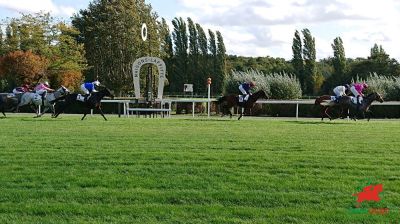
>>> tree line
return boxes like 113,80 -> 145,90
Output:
1,0 -> 399,98
0,0 -> 227,97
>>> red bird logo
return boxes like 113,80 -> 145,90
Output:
352,184 -> 383,205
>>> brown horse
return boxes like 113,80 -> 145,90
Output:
314,95 -> 347,121
217,90 -> 268,120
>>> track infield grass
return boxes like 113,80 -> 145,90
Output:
0,115 -> 399,223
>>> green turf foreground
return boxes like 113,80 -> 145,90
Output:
0,115 -> 399,223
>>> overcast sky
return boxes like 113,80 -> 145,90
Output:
1,0 -> 400,60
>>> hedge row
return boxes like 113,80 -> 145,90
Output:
223,70 -> 302,99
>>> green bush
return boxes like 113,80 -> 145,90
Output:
354,73 -> 400,100
224,70 -> 302,99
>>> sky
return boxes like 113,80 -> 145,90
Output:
1,0 -> 400,60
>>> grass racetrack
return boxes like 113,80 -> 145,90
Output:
0,115 -> 399,223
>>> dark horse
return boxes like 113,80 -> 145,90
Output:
53,88 -> 114,120
217,90 -> 268,120
0,93 -> 19,117
315,92 -> 383,121
342,92 -> 384,121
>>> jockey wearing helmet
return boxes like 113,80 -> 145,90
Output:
350,82 -> 368,109
34,81 -> 55,107
81,80 -> 101,95
81,80 -> 101,101
332,84 -> 350,103
13,84 -> 31,94
239,81 -> 256,102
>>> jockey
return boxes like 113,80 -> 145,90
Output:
12,84 -> 31,94
350,82 -> 368,109
80,80 -> 101,101
34,81 -> 55,107
333,84 -> 350,103
239,81 -> 255,102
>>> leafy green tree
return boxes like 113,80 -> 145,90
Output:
322,37 -> 347,92
159,18 -> 173,92
0,27 -> 4,55
73,0 -> 160,95
215,31 -> 226,94
302,29 -> 321,94
196,23 -> 208,93
187,18 -> 199,92
292,30 -> 303,90
332,37 -> 346,82
208,30 -> 217,91
348,44 -> 400,80
4,21 -> 19,52
171,17 -> 188,93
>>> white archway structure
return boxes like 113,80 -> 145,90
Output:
132,57 -> 166,100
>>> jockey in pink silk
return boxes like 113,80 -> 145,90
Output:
34,81 -> 55,107
350,82 -> 368,110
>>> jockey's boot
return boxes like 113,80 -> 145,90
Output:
84,93 -> 91,102
244,94 -> 250,102
335,96 -> 341,104
356,96 -> 360,111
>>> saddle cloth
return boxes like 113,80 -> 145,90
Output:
76,94 -> 86,102
350,96 -> 363,104
238,95 -> 244,102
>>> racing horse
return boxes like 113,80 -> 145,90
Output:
342,92 -> 384,121
16,86 -> 70,117
0,93 -> 19,117
217,90 -> 268,120
314,95 -> 349,121
53,88 -> 114,120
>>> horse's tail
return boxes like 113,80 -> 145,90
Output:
314,97 -> 321,105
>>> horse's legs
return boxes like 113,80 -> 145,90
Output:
323,107 -> 332,121
81,109 -> 89,120
38,106 -> 50,117
98,107 -> 107,121
238,108 -> 243,120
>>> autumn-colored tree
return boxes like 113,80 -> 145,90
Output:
0,50 -> 48,89
53,70 -> 83,92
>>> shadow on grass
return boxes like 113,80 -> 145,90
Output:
285,120 -> 352,125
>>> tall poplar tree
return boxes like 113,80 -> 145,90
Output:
215,31 -> 226,94
208,30 -> 217,89
171,17 -> 188,93
302,29 -> 317,94
331,37 -> 346,84
292,30 -> 304,91
187,17 -> 199,92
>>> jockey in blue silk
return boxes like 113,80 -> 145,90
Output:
80,80 -> 101,101
239,81 -> 255,102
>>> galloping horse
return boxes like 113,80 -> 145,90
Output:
0,93 -> 19,117
17,86 -> 69,117
53,88 -> 114,120
217,90 -> 268,120
314,95 -> 348,121
342,92 -> 384,121
315,92 -> 384,121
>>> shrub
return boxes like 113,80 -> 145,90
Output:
354,73 -> 400,100
224,70 -> 302,99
